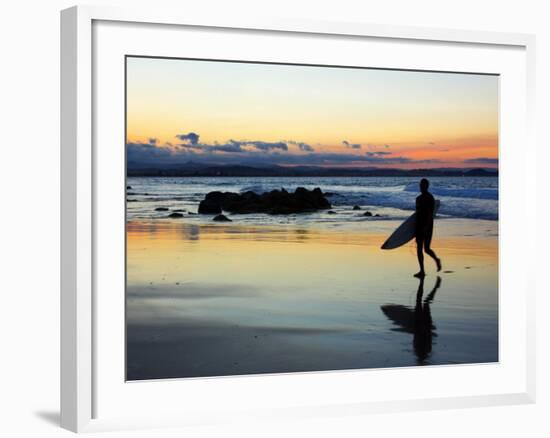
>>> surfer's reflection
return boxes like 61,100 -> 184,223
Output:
381,276 -> 442,364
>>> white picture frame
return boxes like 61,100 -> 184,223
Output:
60,4 -> 537,433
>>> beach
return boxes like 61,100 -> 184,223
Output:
126,214 -> 498,380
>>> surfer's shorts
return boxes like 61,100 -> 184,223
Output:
415,225 -> 433,246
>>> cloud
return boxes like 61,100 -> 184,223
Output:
245,140 -> 288,152
127,141 -> 178,165
178,140 -> 245,153
463,157 -> 498,164
298,143 -> 314,152
287,140 -> 315,152
178,139 -> 290,153
342,140 -> 362,149
366,151 -> 392,157
127,131 -> 443,168
176,132 -> 200,145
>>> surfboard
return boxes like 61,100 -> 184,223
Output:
381,199 -> 440,250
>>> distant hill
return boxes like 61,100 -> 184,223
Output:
127,164 -> 498,178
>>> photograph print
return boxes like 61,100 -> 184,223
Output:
125,56 -> 499,380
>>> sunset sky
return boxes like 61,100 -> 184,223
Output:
126,56 -> 498,169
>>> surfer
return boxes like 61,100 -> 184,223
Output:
414,178 -> 442,278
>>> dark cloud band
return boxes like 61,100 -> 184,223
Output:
126,131 -> 487,168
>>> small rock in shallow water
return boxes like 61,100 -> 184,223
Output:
327,210 -> 337,214
168,212 -> 184,218
363,211 -> 373,217
155,207 -> 169,211
173,209 -> 186,212
126,185 -> 132,189
213,214 -> 232,222
352,205 -> 361,210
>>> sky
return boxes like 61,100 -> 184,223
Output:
126,56 -> 499,169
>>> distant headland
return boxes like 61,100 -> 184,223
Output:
127,163 -> 498,178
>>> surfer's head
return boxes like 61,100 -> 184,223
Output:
419,178 -> 430,194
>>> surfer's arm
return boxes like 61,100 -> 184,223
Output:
415,197 -> 423,233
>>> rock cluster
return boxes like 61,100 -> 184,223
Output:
198,187 -> 331,215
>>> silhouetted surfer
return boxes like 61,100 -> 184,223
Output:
414,178 -> 442,278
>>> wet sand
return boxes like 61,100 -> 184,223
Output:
126,220 -> 498,380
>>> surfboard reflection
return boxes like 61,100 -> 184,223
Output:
381,276 -> 442,364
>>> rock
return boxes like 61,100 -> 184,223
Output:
374,213 -> 381,217
168,212 -> 184,218
199,187 -> 331,215
127,199 -> 137,202
352,205 -> 361,210
126,185 -> 132,189
213,214 -> 232,222
198,191 -> 224,214
173,209 -> 186,212
363,211 -> 373,217
327,210 -> 337,214
155,207 -> 169,211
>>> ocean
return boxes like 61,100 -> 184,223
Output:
127,176 -> 498,228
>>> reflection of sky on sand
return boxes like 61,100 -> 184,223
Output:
127,220 -> 498,380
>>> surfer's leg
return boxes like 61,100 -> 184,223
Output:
424,230 -> 441,272
415,236 -> 426,277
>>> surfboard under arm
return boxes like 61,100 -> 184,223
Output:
381,199 -> 440,250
